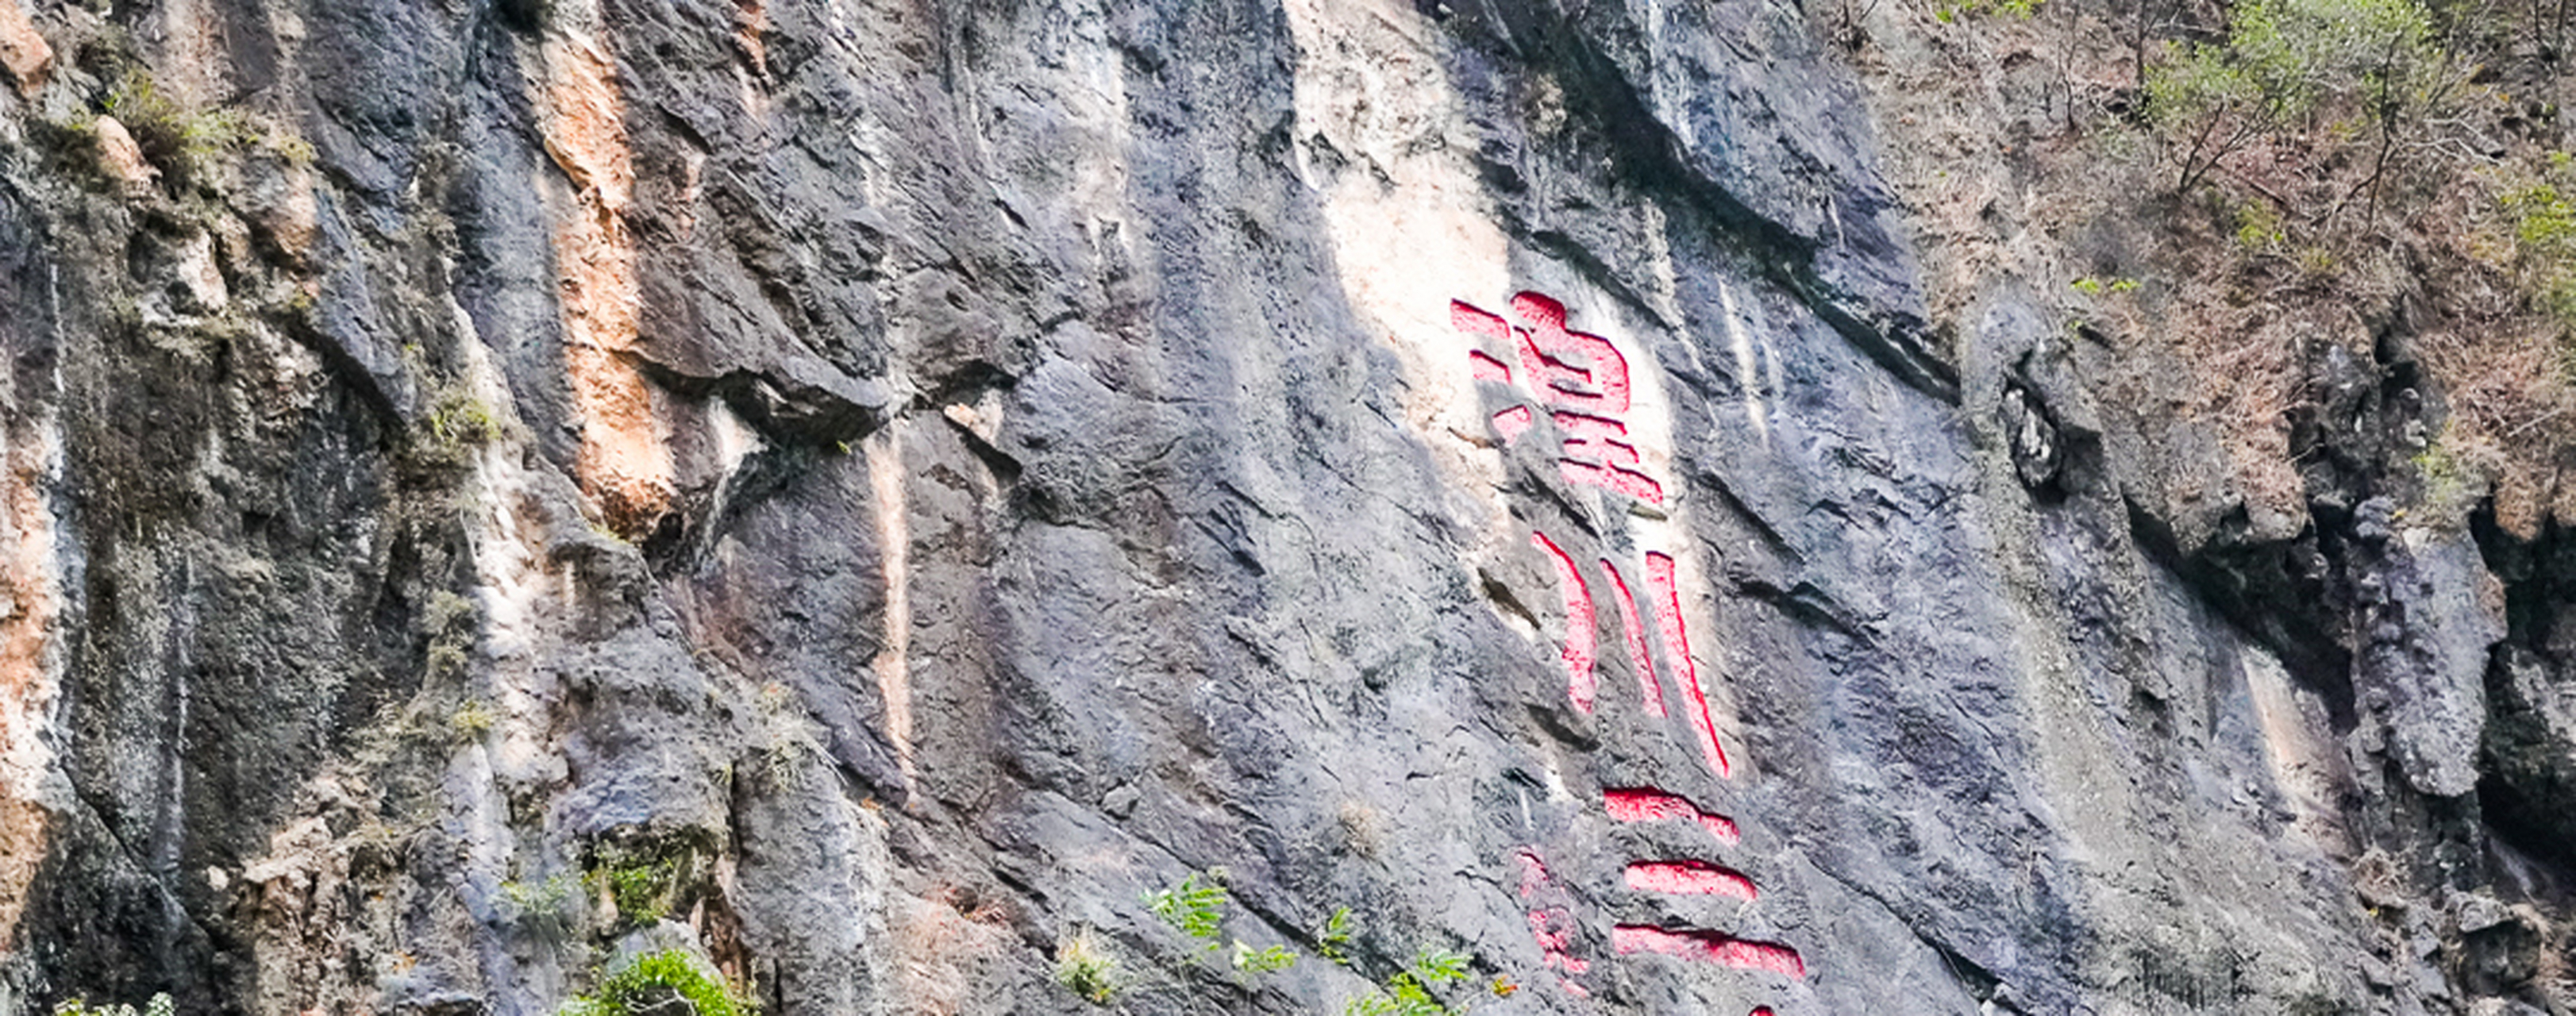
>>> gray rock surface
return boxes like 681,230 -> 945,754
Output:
0,0 -> 2563,1014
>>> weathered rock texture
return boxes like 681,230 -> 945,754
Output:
0,0 -> 2565,1014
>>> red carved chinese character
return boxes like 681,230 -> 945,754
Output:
1531,531 -> 1597,714
1471,294 -> 1803,1009
1502,291 -> 1632,416
1601,559 -> 1666,718
1604,787 -> 1740,844
1515,849 -> 1594,995
1457,293 -> 1663,503
1624,860 -> 1759,899
1609,926 -> 1806,979
1646,551 -> 1730,779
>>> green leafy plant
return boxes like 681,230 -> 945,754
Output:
1343,947 -> 1477,1016
425,392 -> 501,448
1315,906 -> 1356,964
610,861 -> 672,924
1230,940 -> 1297,978
1144,870 -> 1228,948
451,699 -> 496,738
2071,275 -> 2142,297
557,948 -> 753,1016
2232,198 -> 2288,252
1142,868 -> 1305,987
499,873 -> 578,943
2505,152 -> 2576,327
2410,420 -> 2501,522
1935,0 -> 2041,21
587,856 -> 677,926
402,389 -> 503,478
1054,929 -> 1123,1005
52,996 -> 174,1016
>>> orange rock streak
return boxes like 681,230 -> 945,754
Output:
540,34 -> 674,540
0,421 -> 60,945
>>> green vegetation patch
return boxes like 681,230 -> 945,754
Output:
403,389 -> 503,477
594,855 -> 678,926
558,948 -> 753,1016
1230,939 -> 1297,977
1343,947 -> 1477,1016
499,872 -> 579,943
1143,870 -> 1228,948
2504,152 -> 2576,327
102,69 -> 247,187
52,996 -> 174,1016
2146,0 -> 2439,192
1053,929 -> 1122,1005
1315,906 -> 1356,964
1140,868 -> 1301,986
1935,0 -> 2042,21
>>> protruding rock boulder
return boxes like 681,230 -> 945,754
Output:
0,1 -> 47,98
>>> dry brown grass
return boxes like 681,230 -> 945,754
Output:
895,883 -> 1017,1015
1846,0 -> 2576,533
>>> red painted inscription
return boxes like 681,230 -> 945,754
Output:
1624,860 -> 1760,899
1603,787 -> 1740,845
1455,293 -> 1662,503
1459,291 -> 1804,1008
1647,551 -> 1730,779
1601,559 -> 1668,718
1516,849 -> 1595,995
1611,925 -> 1808,979
1532,531 -> 1598,714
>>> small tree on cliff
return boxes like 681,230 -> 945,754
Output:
2146,0 -> 2449,199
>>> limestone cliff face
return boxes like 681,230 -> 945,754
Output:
0,0 -> 2565,1014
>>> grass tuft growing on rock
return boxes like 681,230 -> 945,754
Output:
1053,929 -> 1122,1005
499,872 -> 579,944
591,856 -> 677,926
558,948 -> 752,1016
102,69 -> 245,189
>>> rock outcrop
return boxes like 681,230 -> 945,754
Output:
0,0 -> 2566,1014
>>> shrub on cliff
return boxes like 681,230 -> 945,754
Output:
100,69 -> 245,190
2503,152 -> 2576,326
557,948 -> 753,1016
2146,0 -> 2446,194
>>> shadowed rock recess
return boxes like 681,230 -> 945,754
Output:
0,0 -> 2570,1012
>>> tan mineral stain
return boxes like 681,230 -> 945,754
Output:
0,416 -> 64,945
1280,0 -> 1508,525
730,0 -> 770,116
154,0 -> 234,106
865,421 -> 918,798
538,32 -> 676,540
2243,647 -> 2354,856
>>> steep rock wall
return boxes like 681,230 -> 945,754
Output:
0,0 -> 2562,1014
